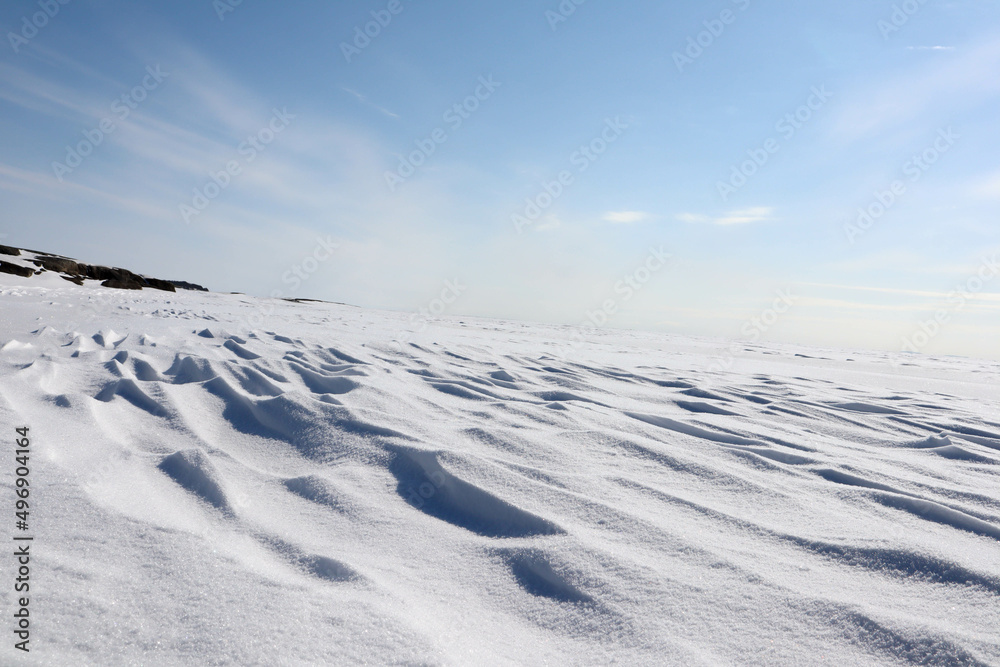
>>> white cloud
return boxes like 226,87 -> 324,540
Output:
342,87 -> 399,119
676,207 -> 773,226
602,210 -> 649,224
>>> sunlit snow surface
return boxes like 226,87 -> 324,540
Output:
1,274 -> 999,666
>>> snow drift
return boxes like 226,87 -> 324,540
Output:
1,267 -> 999,665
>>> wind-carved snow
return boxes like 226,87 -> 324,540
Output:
0,274 -> 999,665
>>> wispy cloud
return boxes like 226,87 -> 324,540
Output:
827,251 -> 1000,277
0,45 -> 424,241
0,163 -> 175,222
0,62 -> 104,121
833,37 -> 1000,140
602,210 -> 649,224
802,282 -> 1000,302
342,87 -> 399,119
676,207 -> 773,226
907,46 -> 955,51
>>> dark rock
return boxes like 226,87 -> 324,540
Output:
0,261 -> 35,278
102,278 -> 144,290
85,265 -> 132,282
0,247 -> 209,294
142,277 -> 176,293
33,257 -> 84,275
169,280 -> 209,292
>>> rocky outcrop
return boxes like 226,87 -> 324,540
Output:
144,277 -> 179,292
3,245 -> 200,293
36,257 -> 79,274
25,256 -> 176,292
102,278 -> 146,290
0,261 -> 34,278
168,280 -> 209,292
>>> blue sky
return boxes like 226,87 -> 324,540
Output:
2,0 -> 999,359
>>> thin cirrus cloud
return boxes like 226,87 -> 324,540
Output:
602,210 -> 649,224
832,37 -> 1000,141
0,45 -> 430,246
676,207 -> 774,226
802,282 -> 1000,303
342,87 -> 400,119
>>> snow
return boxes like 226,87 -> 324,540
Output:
1,272 -> 999,665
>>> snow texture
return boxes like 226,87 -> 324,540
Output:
1,269 -> 999,665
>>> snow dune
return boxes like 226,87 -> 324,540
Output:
1,273 -> 999,665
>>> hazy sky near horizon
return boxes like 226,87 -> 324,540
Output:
1,0 -> 999,359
